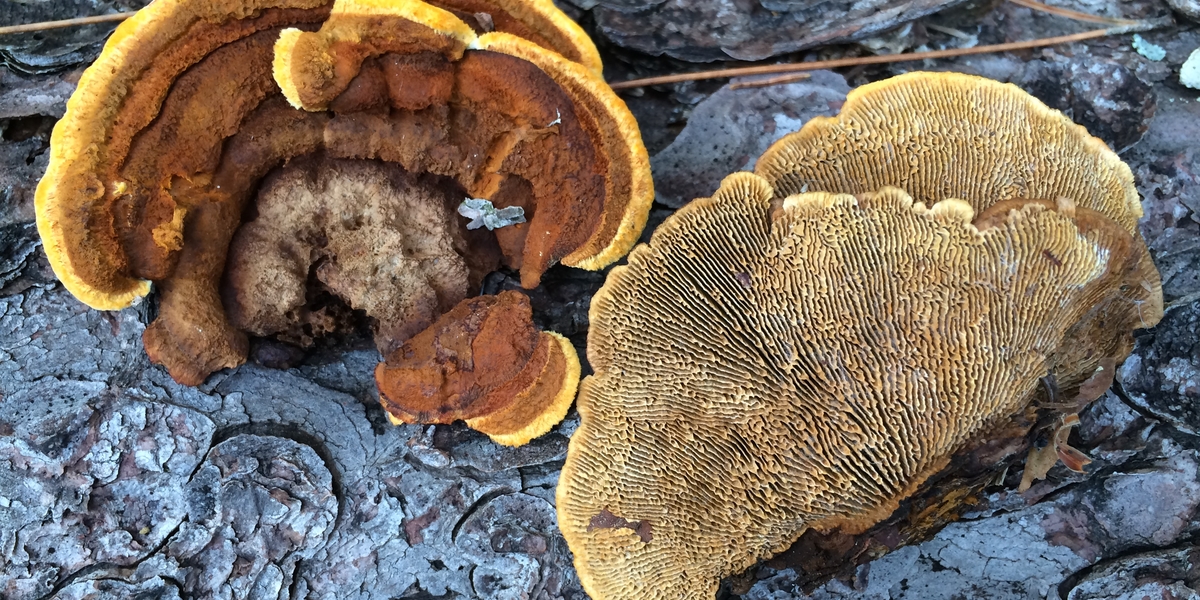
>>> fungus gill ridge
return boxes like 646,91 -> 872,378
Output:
559,72 -> 1162,599
560,172 -> 1156,599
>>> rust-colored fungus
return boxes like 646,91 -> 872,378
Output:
559,170 -> 1160,599
375,290 -> 580,446
35,0 -> 650,411
428,0 -> 603,74
275,19 -> 652,286
273,0 -> 602,114
272,0 -> 476,111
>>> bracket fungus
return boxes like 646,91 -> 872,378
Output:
375,290 -> 580,446
558,73 -> 1162,599
34,0 -> 650,443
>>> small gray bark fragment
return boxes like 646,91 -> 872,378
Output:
458,198 -> 527,231
1119,300 -> 1200,436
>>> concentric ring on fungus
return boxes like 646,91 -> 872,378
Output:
374,290 -> 580,447
34,0 -> 651,430
754,70 -> 1162,326
558,72 -> 1163,599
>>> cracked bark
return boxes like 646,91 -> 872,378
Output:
3,1 -> 1200,599
0,283 -> 586,600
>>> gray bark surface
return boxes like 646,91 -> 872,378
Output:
2,0 -> 1200,598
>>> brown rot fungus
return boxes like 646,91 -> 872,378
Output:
34,0 -> 651,445
375,290 -> 580,446
558,72 -> 1162,600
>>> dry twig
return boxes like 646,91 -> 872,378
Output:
727,72 -> 812,90
1006,0 -> 1139,26
608,21 -> 1167,91
0,12 -> 137,36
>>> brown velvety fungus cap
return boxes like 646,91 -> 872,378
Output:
35,0 -> 331,312
273,0 -> 475,111
273,0 -> 601,114
472,33 -> 652,273
276,19 -> 652,288
754,70 -> 1162,328
35,0 -> 648,389
36,0 -> 335,384
375,290 -> 580,446
558,171 -> 1161,599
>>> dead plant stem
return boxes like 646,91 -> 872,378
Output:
608,21 -> 1167,91
0,12 -> 137,35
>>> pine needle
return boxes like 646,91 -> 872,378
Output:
0,12 -> 137,36
1006,0 -> 1139,26
608,20 -> 1168,91
727,72 -> 812,90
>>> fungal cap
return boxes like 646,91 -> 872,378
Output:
273,0 -> 476,110
466,331 -> 581,446
34,193 -> 153,310
437,0 -> 603,73
33,4 -> 180,311
486,0 -> 602,73
754,70 -> 1161,328
374,291 -> 577,445
755,71 -> 1146,232
473,32 -> 653,273
560,172 -> 1155,599
34,0 -> 329,310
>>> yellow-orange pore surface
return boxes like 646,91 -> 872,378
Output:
559,72 -> 1162,600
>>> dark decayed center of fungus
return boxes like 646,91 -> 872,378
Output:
283,47 -> 608,282
221,155 -> 499,356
